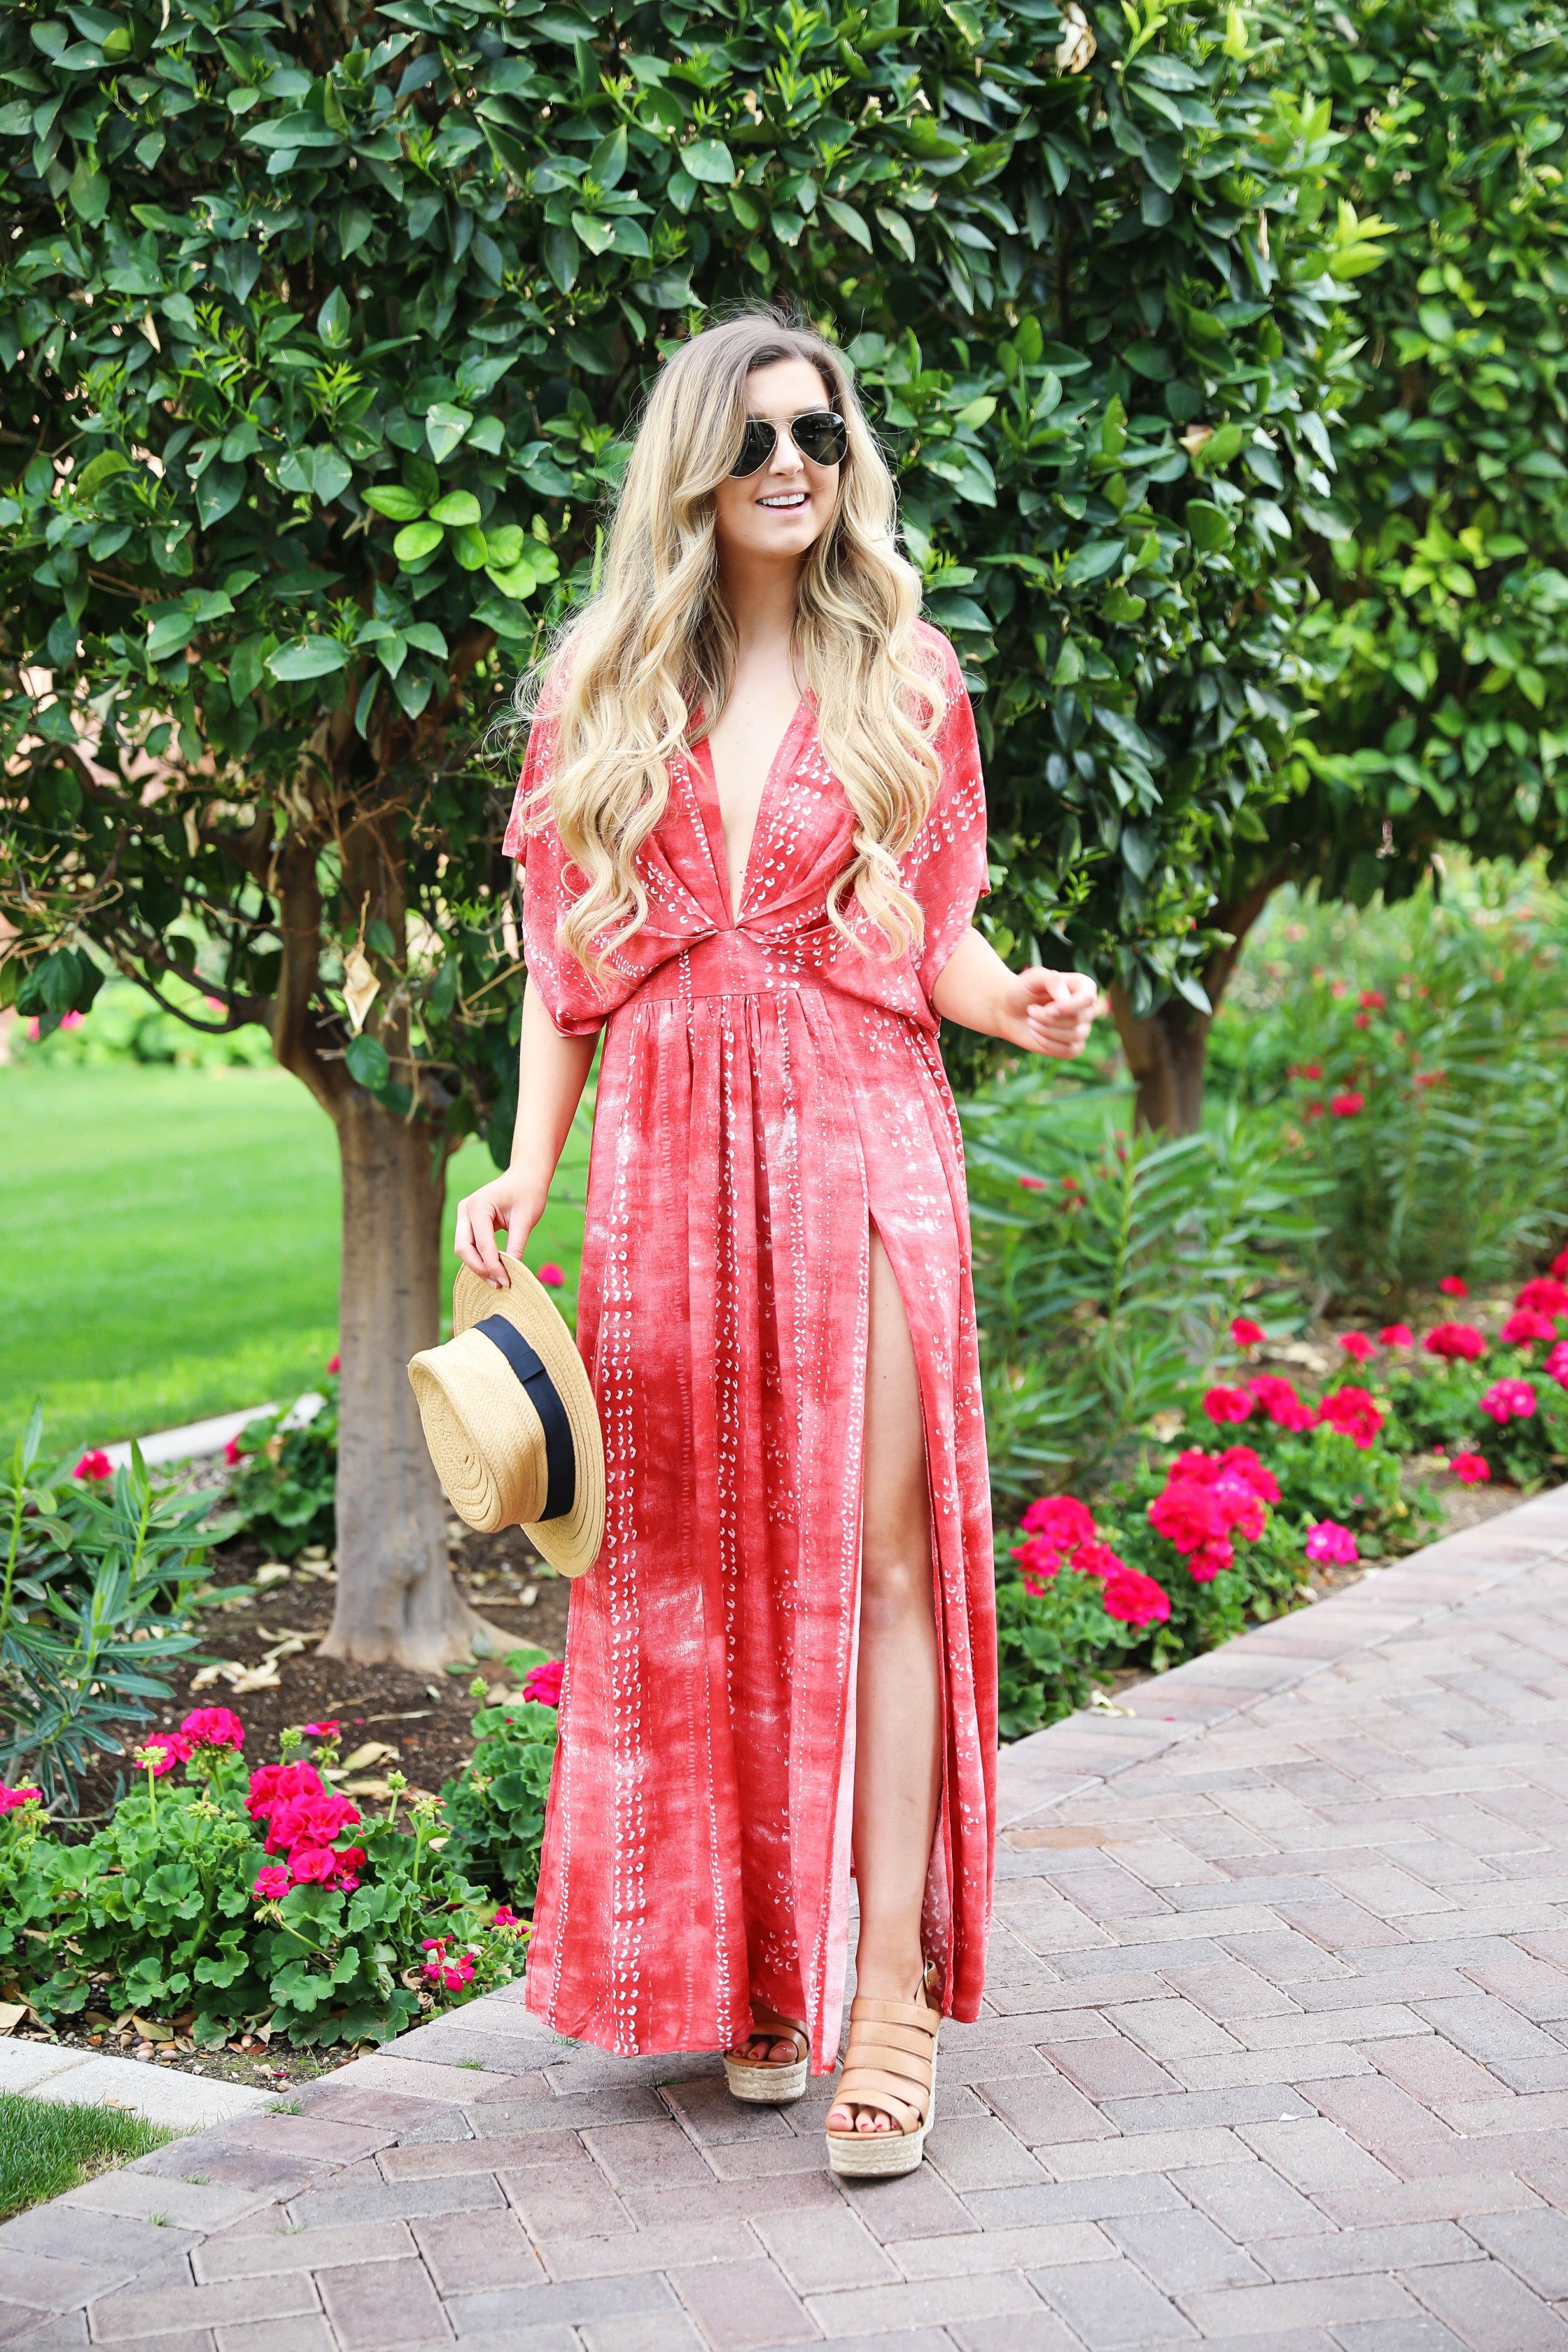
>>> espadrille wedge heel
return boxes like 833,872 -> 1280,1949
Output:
722,2010 -> 809,2105
825,1960 -> 940,2178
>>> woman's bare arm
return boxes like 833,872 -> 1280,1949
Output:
930,925 -> 1099,1059
452,979 -> 598,1289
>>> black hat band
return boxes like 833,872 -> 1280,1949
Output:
473,1315 -> 576,1522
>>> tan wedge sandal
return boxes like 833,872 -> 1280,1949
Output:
825,1960 -> 941,2178
722,2009 -> 809,2106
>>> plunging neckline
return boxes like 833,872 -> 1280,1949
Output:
689,696 -> 811,928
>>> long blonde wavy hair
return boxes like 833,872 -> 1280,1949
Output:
513,310 -> 946,974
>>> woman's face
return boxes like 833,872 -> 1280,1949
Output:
710,358 -> 842,569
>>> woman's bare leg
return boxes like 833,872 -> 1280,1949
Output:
826,1226 -> 942,2134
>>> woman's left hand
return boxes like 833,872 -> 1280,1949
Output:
998,966 -> 1101,1059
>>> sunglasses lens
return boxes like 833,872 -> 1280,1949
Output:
794,412 -> 848,467
731,421 -> 776,478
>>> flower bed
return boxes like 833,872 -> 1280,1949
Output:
0,1689 -> 560,2056
995,1256 -> 1568,1737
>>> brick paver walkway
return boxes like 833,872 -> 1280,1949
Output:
6,1484 -> 1568,2349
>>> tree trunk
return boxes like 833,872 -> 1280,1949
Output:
1111,871 -> 1289,1135
319,1080 -> 503,1670
1110,988 -> 1211,1135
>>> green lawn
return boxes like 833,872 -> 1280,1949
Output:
0,1063 -> 591,1454
0,2092 -> 176,2221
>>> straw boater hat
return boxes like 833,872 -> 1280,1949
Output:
407,1252 -> 604,1580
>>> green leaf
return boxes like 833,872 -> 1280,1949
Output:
425,404 -> 473,463
74,450 -> 130,500
1184,500 -> 1233,554
346,1032 -> 391,1091
364,485 -> 426,522
393,519 -> 444,563
428,491 -> 481,526
268,638 -> 352,680
682,138 -> 734,184
542,224 -> 580,293
1063,539 -> 1126,587
316,286 -> 351,347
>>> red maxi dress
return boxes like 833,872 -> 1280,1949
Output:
503,623 -> 997,2072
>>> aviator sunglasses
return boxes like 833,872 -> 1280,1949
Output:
729,407 -> 849,478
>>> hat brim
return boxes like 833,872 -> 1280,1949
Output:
451,1251 -> 605,1580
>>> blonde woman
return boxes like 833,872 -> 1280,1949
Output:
455,309 -> 1097,2175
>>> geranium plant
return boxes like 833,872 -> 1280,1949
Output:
0,1709 -> 521,2048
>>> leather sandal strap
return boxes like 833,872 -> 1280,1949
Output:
845,2017 -> 934,2064
729,2010 -> 808,2064
848,1995 -> 941,2038
842,2033 -> 932,2088
834,2065 -> 928,2133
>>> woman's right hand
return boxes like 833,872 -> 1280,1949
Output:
453,1169 -> 550,1289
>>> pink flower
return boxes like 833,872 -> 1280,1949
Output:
1424,1322 -> 1486,1363
329,1845 -> 365,1892
522,1659 -> 565,1708
1292,1060 -> 1323,1080
1016,1175 -> 1044,1191
1021,1496 -> 1097,1547
246,1760 -> 325,1819
1230,1317 -> 1266,1346
492,1905 -> 524,1931
0,1785 -> 43,1816
1012,1536 -> 1065,1593
253,1865 -> 290,1899
1451,1452 -> 1491,1485
1203,1386 -> 1254,1427
1337,1331 -> 1378,1363
1329,1092 -> 1364,1119
263,1791 -> 362,1856
223,1434 -> 244,1466
1186,1536 -> 1235,1581
1379,1324 -> 1414,1349
181,1707 -> 245,1751
1553,1245 -> 1568,1281
1516,1278 -> 1568,1317
1304,1102 -> 1325,1121
1246,1375 -> 1316,1432
1305,1520 -> 1359,1566
136,1734 -> 192,1778
1316,1386 -> 1385,1451
1148,1480 -> 1224,1554
1480,1379 -> 1536,1424
537,1263 -> 565,1284
288,1845 -> 341,1885
1546,1342 -> 1568,1390
74,1448 -> 111,1481
421,1938 -> 477,1991
1438,1275 -> 1469,1298
1358,989 -> 1386,1010
326,1352 -> 341,1373
1102,1568 -> 1170,1625
1502,1308 -> 1559,1348
302,1721 -> 340,1739
1072,1540 -> 1128,1579
1212,1446 -> 1280,1506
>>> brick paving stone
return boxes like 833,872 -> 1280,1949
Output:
383,2131 -> 586,2179
620,2176 -> 839,2231
890,2221 -> 1112,2278
1040,2036 -> 1181,2102
577,2317 -> 708,2352
212,2321 -> 337,2352
1030,2255 -> 1196,2346
1330,2323 -> 1469,2352
1181,2274 -> 1422,2334
671,2258 -> 814,2349
498,2164 -> 633,2239
1254,2220 -> 1478,2276
580,2120 -> 715,2187
806,2272 -> 1049,2339
834,2163 -> 979,2243
1172,2161 -> 1333,2242
1235,2117 -> 1399,2192
288,2172 -> 505,2230
754,2211 -> 897,2291
962,2176 -> 1187,2230
540,2219 -> 759,2279
1466,2209 -> 1568,2300
948,2320 -> 1087,2352
1103,2208 -> 1265,2292
87,2275 -> 322,2341
315,2255 -> 452,2349
193,2218 -> 414,2279
411,2210 -> 544,2292
926,2115 -> 1049,2192
1406,2258 -> 1568,2351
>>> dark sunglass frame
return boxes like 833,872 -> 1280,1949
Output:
729,409 -> 848,478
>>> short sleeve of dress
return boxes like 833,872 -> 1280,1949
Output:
502,676 -> 608,1038
901,629 -> 990,1007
